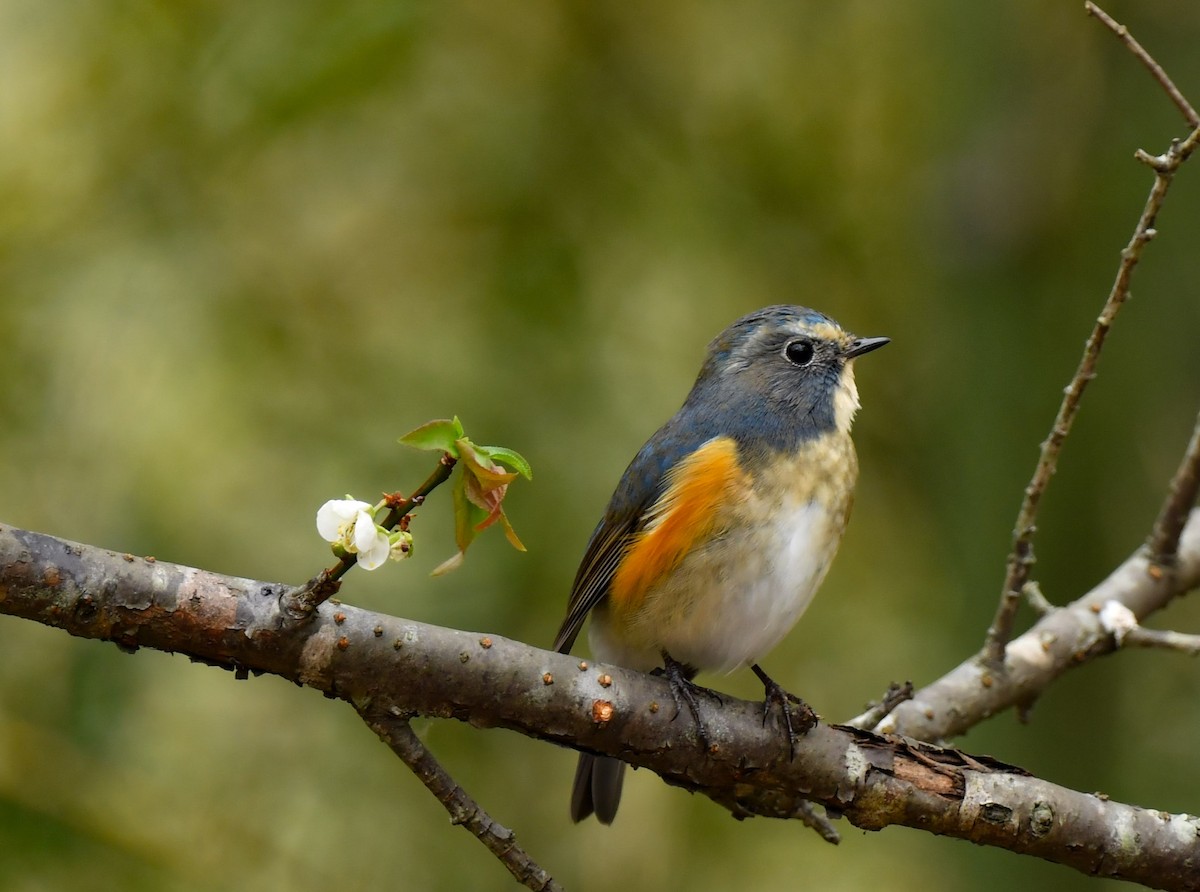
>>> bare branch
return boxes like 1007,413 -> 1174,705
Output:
1148,408 -> 1200,566
1084,2 -> 1200,128
857,509 -> 1200,741
3,522 -> 1200,889
1022,581 -> 1056,617
1122,626 -> 1200,656
986,117 -> 1200,664
360,708 -> 563,892
1097,600 -> 1200,654
853,681 -> 915,731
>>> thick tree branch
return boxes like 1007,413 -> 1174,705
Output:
854,509 -> 1200,741
1,523 -> 1198,890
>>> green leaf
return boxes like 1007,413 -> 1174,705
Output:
405,420 -> 530,573
476,444 -> 532,480
456,438 -> 518,490
430,476 -> 473,577
431,469 -> 492,576
450,471 -> 475,553
399,417 -> 466,456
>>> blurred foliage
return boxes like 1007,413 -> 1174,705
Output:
2,1 -> 1200,890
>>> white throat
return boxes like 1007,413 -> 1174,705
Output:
834,363 -> 861,433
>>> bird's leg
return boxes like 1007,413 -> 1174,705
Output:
750,663 -> 818,760
653,651 -> 710,751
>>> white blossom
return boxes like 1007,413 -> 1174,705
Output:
317,499 -> 373,545
353,514 -> 391,570
316,498 -> 390,570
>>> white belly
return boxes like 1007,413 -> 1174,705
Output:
590,498 -> 844,674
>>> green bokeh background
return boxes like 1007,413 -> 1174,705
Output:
3,2 -> 1200,890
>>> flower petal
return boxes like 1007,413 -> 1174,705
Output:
352,510 -> 376,552
357,528 -> 391,570
317,498 -> 371,541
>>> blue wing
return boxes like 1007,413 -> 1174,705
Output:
553,410 -> 722,653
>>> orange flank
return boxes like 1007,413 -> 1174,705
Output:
610,437 -> 745,613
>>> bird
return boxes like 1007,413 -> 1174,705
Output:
552,304 -> 888,824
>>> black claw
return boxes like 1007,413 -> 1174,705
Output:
751,663 -> 818,760
654,651 -> 710,751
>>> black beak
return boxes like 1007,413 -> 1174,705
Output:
844,336 -> 890,359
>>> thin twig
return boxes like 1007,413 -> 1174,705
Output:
359,707 -> 564,892
853,681 -> 915,731
1085,2 -> 1200,128
1022,581 -> 1056,616
377,452 -> 458,532
285,454 -> 458,615
792,801 -> 842,844
1147,408 -> 1200,566
1083,7 -> 1200,572
1122,625 -> 1200,656
983,23 -> 1200,665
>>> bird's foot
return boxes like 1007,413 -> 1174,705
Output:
751,663 -> 818,760
654,652 -> 712,751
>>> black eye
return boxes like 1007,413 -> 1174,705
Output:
783,339 -> 815,367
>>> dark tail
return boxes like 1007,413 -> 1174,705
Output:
570,753 -> 625,824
